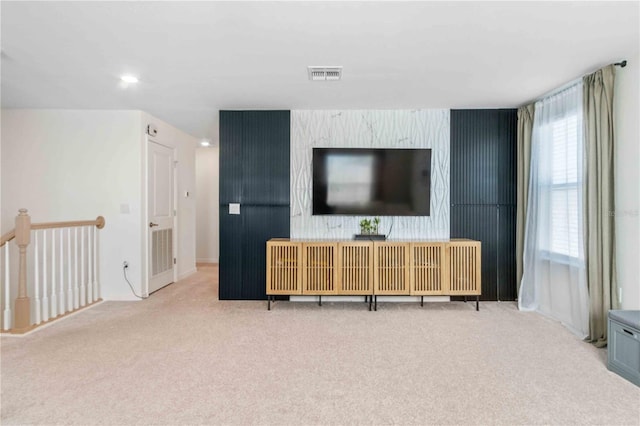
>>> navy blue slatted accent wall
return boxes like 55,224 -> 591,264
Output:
219,111 -> 244,205
241,206 -> 290,300
242,111 -> 291,205
219,111 -> 290,300
219,212 -> 243,300
450,109 -> 517,301
450,205 -> 498,301
451,110 -> 517,205
498,205 -> 517,301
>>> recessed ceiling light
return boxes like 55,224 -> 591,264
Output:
120,75 -> 139,84
200,140 -> 211,147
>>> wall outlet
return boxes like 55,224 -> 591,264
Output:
123,261 -> 129,269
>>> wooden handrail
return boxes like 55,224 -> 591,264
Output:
31,216 -> 105,231
0,230 -> 15,247
0,216 -> 104,248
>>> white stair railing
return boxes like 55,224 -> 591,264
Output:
34,230 -> 41,324
0,209 -> 105,333
2,234 -> 13,330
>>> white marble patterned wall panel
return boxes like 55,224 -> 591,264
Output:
290,109 -> 450,239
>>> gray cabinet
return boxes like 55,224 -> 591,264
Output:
608,310 -> 640,387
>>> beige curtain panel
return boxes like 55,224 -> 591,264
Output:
516,104 -> 534,295
583,65 -> 618,347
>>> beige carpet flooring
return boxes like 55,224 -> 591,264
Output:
1,264 -> 639,425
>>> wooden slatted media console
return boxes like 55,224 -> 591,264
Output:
266,239 -> 481,311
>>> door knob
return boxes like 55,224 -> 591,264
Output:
149,222 -> 159,228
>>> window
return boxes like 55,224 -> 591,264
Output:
541,113 -> 583,260
550,114 -> 581,258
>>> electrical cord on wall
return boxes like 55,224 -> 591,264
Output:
123,263 -> 148,299
366,218 -> 394,241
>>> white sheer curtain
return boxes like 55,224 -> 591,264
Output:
519,81 -> 590,338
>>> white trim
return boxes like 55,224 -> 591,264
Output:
196,258 -> 218,264
142,134 -> 150,298
144,137 -> 178,296
172,149 -> 178,285
178,268 -> 197,281
1,300 -> 105,338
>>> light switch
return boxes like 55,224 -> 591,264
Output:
229,203 -> 240,215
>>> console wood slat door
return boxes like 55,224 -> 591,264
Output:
448,240 -> 481,295
374,242 -> 409,295
266,240 -> 301,295
410,243 -> 447,295
302,242 -> 338,295
337,242 -> 373,295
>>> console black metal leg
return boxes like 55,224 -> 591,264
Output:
421,296 -> 424,307
374,295 -> 377,311
369,296 -> 372,311
476,296 -> 479,311
464,296 -> 467,303
268,296 -> 271,311
319,295 -> 322,306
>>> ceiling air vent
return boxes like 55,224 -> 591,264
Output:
308,66 -> 342,81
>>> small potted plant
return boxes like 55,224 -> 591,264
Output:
359,217 -> 381,235
373,217 -> 380,234
359,218 -> 372,235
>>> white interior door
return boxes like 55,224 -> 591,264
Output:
148,141 -> 175,294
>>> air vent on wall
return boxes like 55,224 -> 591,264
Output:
308,66 -> 342,81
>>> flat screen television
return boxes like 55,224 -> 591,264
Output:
312,148 -> 432,216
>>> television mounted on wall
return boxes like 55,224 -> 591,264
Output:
312,148 -> 432,216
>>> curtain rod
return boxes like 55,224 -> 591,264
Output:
528,59 -> 628,105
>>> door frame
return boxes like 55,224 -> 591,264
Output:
143,135 -> 179,297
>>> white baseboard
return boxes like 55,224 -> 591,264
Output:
178,268 -> 198,280
196,258 -> 218,263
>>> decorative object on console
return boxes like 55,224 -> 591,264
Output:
355,217 -> 386,240
359,218 -> 373,234
354,234 -> 387,241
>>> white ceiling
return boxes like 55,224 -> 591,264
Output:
1,1 -> 638,141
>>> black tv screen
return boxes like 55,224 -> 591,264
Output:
312,148 -> 432,216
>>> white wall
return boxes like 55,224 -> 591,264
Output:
290,110 -> 450,240
195,146 -> 219,263
141,112 -> 198,287
1,109 -> 198,304
1,109 -> 143,301
614,54 -> 640,310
